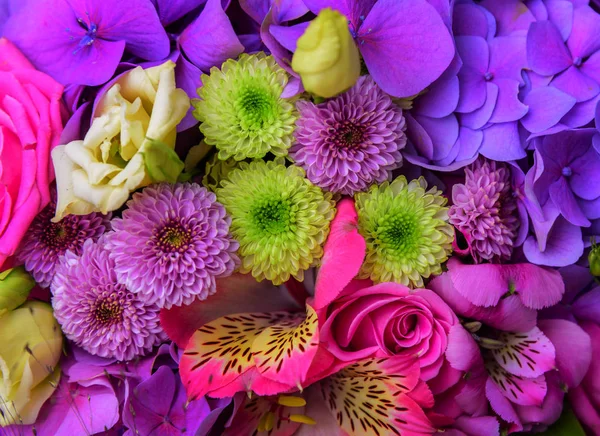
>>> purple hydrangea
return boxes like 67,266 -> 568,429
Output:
105,183 -> 239,309
290,75 -> 406,195
449,159 -> 519,263
18,202 -> 111,288
52,239 -> 165,361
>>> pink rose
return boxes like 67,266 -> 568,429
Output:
319,281 -> 459,381
0,38 -> 64,268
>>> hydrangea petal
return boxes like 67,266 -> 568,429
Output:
178,0 -> 244,72
549,177 -> 590,226
526,21 -> 572,76
567,5 -> 600,59
521,86 -> 577,133
359,0 -> 454,97
524,215 -> 584,267
480,122 -> 527,161
489,78 -> 528,123
551,65 -> 600,102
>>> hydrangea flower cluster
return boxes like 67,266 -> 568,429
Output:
1,0 -> 600,435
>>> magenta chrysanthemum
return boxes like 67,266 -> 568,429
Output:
104,183 -> 239,309
18,202 -> 110,287
52,239 -> 165,361
449,159 -> 519,263
289,75 -> 406,195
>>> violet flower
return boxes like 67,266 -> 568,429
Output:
3,0 -> 170,86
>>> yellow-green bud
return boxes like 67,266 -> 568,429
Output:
589,240 -> 600,276
291,8 -> 361,98
0,266 -> 35,318
0,301 -> 63,426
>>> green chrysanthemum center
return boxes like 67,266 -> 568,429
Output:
193,53 -> 298,161
377,213 -> 420,255
355,176 -> 454,288
236,85 -> 277,130
251,197 -> 293,235
216,160 -> 335,285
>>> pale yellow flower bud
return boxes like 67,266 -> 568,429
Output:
292,8 -> 361,98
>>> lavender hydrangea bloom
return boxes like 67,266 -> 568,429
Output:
18,202 -> 111,288
52,239 -> 165,361
404,0 -> 528,170
290,75 -> 406,195
105,183 -> 239,309
449,159 -> 520,263
3,0 -> 170,86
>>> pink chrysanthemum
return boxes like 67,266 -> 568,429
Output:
105,183 -> 239,309
18,202 -> 110,287
290,75 -> 406,195
52,239 -> 165,361
449,159 -> 519,263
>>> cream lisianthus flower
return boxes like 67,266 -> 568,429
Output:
52,61 -> 190,221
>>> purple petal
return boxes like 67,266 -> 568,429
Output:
445,324 -> 482,372
455,35 -> 488,72
546,0 -> 573,40
413,74 -> 459,118
270,22 -> 309,52
573,288 -> 600,323
175,53 -> 202,131
570,147 -> 600,200
454,127 -> 483,161
302,0 -> 376,29
452,3 -> 495,39
479,122 -> 527,161
359,0 -> 454,97
460,82 -> 498,129
239,0 -> 270,23
178,0 -> 244,72
551,65 -> 600,102
527,21 -> 572,76
524,215 -> 584,267
561,92 -> 600,128
488,36 -> 528,84
151,0 -> 204,26
414,114 -> 459,161
567,5 -> 600,59
75,0 -> 170,61
490,78 -> 528,123
273,0 -> 309,22
485,378 -> 522,432
456,67 -> 487,113
549,177 -> 591,226
480,0 -> 535,36
580,51 -> 600,83
405,114 -> 434,160
538,319 -> 591,389
521,86 -> 577,133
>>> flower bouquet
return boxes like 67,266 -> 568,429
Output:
1,0 -> 600,435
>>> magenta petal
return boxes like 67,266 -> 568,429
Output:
488,363 -> 548,407
526,21 -> 572,76
521,86 -> 577,133
453,416 -> 500,436
567,5 -> 600,59
445,324 -> 482,372
491,328 -> 556,378
485,377 -> 522,431
515,264 -> 565,310
447,258 -> 506,307
178,0 -> 244,72
359,0 -> 454,97
480,122 -> 527,161
551,65 -> 600,102
538,319 -> 591,389
314,199 -> 366,310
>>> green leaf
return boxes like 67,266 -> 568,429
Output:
542,406 -> 586,436
142,138 -> 185,184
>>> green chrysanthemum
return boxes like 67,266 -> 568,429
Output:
216,159 -> 335,284
202,154 -> 240,192
193,53 -> 298,161
355,176 -> 454,288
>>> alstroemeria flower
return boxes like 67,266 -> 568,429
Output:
4,0 -> 170,86
299,0 -> 455,97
